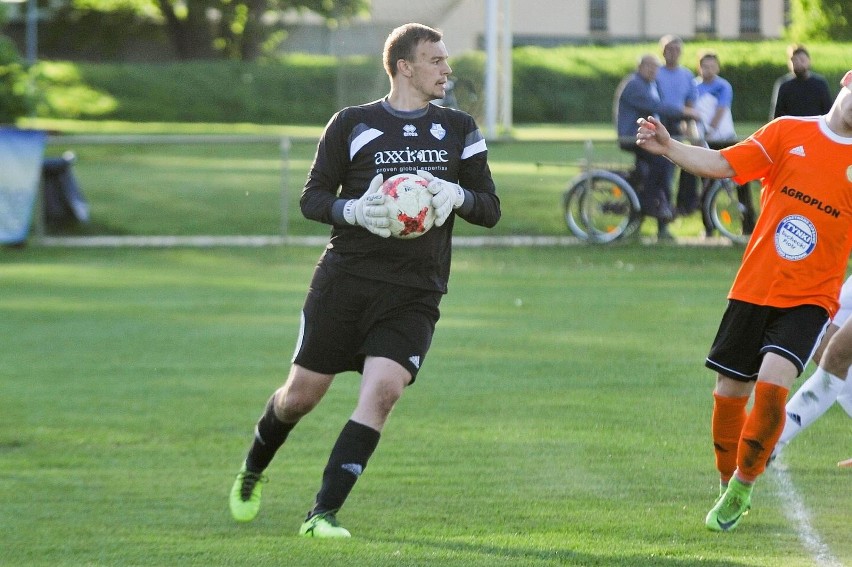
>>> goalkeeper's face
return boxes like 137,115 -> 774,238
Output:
408,40 -> 452,102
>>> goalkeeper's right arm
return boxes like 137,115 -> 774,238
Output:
330,174 -> 393,238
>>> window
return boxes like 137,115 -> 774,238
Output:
740,0 -> 760,34
589,0 -> 608,32
695,0 -> 717,34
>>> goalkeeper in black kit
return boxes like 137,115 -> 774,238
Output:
228,22 -> 500,538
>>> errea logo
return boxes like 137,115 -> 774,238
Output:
403,124 -> 418,137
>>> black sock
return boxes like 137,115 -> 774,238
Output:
244,394 -> 296,473
310,420 -> 381,517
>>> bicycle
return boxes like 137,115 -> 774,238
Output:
562,139 -> 760,244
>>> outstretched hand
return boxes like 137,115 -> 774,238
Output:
635,116 -> 670,156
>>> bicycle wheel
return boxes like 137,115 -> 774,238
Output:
703,178 -> 761,245
563,170 -> 641,243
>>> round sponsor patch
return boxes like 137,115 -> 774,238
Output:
775,215 -> 817,261
847,164 -> 852,183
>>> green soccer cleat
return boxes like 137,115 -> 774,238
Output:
229,465 -> 266,522
705,477 -> 753,532
298,512 -> 351,538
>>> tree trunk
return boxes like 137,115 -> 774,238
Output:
239,0 -> 265,61
157,0 -> 217,60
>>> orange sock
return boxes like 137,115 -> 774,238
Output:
736,381 -> 789,483
711,392 -> 749,483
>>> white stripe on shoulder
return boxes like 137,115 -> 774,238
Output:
750,138 -> 773,164
461,138 -> 487,160
350,128 -> 383,160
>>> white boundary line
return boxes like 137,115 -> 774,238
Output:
767,461 -> 844,567
35,234 -> 735,248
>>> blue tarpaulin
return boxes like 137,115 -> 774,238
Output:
0,128 -> 47,244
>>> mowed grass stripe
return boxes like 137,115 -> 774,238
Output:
1,245 -> 849,566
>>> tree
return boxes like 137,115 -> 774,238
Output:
68,0 -> 369,60
0,36 -> 31,122
787,0 -> 852,41
822,0 -> 852,40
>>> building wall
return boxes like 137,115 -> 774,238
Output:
288,0 -> 786,56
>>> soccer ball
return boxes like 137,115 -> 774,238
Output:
379,173 -> 435,239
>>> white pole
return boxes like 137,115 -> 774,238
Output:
280,137 -> 290,237
483,0 -> 498,139
25,0 -> 36,65
500,0 -> 512,136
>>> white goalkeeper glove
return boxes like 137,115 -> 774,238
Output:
417,170 -> 464,227
342,174 -> 392,238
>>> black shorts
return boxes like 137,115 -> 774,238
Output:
705,299 -> 829,381
291,252 -> 441,382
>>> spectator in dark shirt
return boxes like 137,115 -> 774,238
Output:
769,44 -> 833,119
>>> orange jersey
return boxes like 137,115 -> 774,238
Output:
720,116 -> 852,316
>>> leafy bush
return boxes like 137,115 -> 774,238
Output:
33,61 -> 117,118
25,40 -> 852,125
75,56 -> 374,124
0,36 -> 31,123
505,41 -> 850,123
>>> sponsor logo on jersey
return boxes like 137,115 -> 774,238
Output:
847,165 -> 852,183
775,214 -> 817,261
408,355 -> 421,368
779,186 -> 841,218
430,123 -> 446,140
403,124 -> 418,137
374,147 -> 449,165
789,145 -> 806,157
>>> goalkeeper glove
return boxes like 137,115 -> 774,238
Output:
342,174 -> 392,238
417,170 -> 464,227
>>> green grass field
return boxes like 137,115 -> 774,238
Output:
34,121 -> 764,241
2,244 -> 850,566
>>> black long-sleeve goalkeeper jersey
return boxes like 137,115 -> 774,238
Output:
300,98 -> 501,293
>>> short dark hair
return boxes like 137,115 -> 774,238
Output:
383,23 -> 443,78
659,34 -> 683,50
788,43 -> 810,58
698,50 -> 719,66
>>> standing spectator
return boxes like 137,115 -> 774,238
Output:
227,22 -> 500,538
770,44 -> 833,119
693,50 -> 746,237
694,51 -> 736,146
656,35 -> 700,220
635,70 -> 852,532
616,54 -> 699,240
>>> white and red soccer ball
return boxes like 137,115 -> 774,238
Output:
379,173 -> 436,239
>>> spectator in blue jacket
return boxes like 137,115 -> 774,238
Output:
656,35 -> 701,220
617,53 -> 699,240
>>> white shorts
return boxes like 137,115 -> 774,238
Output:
831,275 -> 852,402
834,275 -> 852,327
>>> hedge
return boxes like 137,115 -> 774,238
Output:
54,40 -> 852,125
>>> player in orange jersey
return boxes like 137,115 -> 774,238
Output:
636,69 -> 852,532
